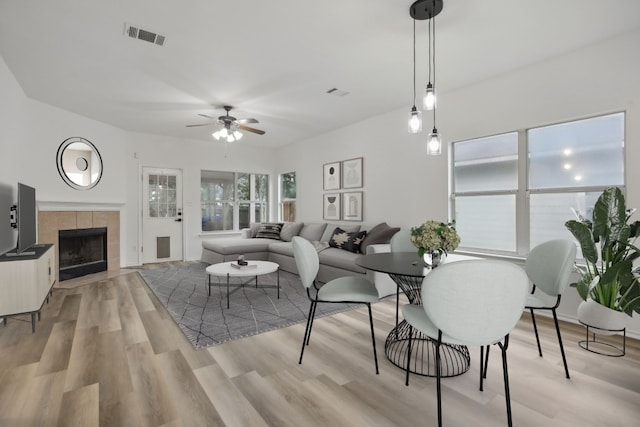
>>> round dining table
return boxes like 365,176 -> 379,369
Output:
356,252 -> 477,377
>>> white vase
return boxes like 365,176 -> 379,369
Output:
577,299 -> 627,335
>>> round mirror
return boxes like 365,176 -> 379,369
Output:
56,137 -> 103,190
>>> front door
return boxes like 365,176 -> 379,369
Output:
142,167 -> 183,264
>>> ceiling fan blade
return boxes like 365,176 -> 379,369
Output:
238,125 -> 265,135
198,114 -> 216,119
236,118 -> 259,124
186,123 -> 215,127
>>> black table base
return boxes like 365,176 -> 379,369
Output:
385,319 -> 470,377
387,272 -> 471,377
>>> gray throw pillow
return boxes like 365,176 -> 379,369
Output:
255,223 -> 284,240
249,222 -> 261,238
299,223 -> 327,241
360,222 -> 401,253
280,222 -> 304,242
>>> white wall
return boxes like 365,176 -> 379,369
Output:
274,29 -> 640,337
0,51 -> 26,252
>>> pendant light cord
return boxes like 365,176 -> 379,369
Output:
428,18 -> 432,84
432,8 -> 436,92
432,6 -> 437,127
413,18 -> 417,106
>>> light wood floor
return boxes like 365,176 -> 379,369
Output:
1,269 -> 639,427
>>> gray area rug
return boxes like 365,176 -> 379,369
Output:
139,262 -> 357,349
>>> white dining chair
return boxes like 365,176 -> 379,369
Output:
402,260 -> 529,427
292,236 -> 380,374
523,239 -> 577,378
390,228 -> 415,252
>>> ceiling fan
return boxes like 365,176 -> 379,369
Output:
186,105 -> 265,142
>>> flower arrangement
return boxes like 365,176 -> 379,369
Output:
410,220 -> 461,257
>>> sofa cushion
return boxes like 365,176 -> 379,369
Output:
255,222 -> 284,240
360,222 -> 401,253
299,222 -> 327,241
318,248 -> 367,273
280,222 -> 304,242
268,241 -> 294,257
320,223 -> 361,243
202,237 -> 273,255
328,227 -> 367,253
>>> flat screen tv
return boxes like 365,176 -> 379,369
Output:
7,183 -> 37,256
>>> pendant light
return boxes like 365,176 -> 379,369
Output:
410,0 -> 443,155
408,18 -> 422,133
426,7 -> 441,155
423,16 -> 436,110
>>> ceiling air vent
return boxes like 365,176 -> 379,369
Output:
326,88 -> 350,97
124,23 -> 166,46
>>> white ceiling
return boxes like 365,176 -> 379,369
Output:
1,0 -> 639,148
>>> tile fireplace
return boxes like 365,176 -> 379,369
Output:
38,210 -> 120,285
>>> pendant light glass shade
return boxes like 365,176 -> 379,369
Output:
427,128 -> 442,155
408,106 -> 422,133
423,82 -> 436,110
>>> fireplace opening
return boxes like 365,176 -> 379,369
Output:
58,227 -> 107,281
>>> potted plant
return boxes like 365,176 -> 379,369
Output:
410,220 -> 461,267
565,187 -> 640,332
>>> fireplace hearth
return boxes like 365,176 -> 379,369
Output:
58,227 -> 108,281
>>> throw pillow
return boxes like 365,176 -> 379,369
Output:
248,222 -> 261,238
328,227 -> 368,253
299,223 -> 327,241
255,223 -> 284,240
320,223 -> 361,243
360,222 -> 401,253
280,222 -> 304,242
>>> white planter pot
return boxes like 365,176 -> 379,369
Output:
577,299 -> 627,335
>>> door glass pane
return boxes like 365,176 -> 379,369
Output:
528,113 -> 624,189
148,174 -> 177,218
455,194 -> 516,252
453,133 -> 518,192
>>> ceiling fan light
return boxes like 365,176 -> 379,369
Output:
233,130 -> 243,140
212,130 -> 221,140
408,106 -> 422,133
427,128 -> 442,155
423,83 -> 436,110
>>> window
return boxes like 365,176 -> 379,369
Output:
452,112 -> 625,256
201,170 -> 268,232
280,172 -> 296,221
148,174 -> 177,218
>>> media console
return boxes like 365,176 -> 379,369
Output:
0,244 -> 55,332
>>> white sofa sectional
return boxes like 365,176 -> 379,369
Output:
200,222 -> 400,298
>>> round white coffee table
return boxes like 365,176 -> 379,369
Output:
205,261 -> 280,308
